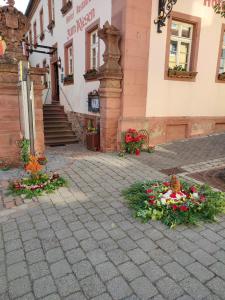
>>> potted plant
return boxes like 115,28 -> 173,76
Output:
86,120 -> 100,151
47,20 -> 55,31
168,65 -> 198,79
83,69 -> 98,81
61,0 -> 72,15
64,74 -> 74,85
218,72 -> 225,81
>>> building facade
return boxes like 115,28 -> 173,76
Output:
25,0 -> 225,150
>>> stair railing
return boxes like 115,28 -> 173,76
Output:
58,84 -> 84,136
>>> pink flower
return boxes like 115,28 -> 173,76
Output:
190,186 -> 197,193
135,149 -> 140,156
172,205 -> 178,211
163,182 -> 170,187
148,200 -> 156,205
180,205 -> 189,212
200,195 -> 206,202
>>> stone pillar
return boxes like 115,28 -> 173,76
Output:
0,2 -> 45,165
98,22 -> 123,152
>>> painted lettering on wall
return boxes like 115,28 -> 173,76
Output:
76,8 -> 95,32
67,8 -> 95,39
77,0 -> 92,14
203,0 -> 222,6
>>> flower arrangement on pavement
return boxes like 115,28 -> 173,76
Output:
9,155 -> 66,198
123,175 -> 225,227
122,128 -> 146,155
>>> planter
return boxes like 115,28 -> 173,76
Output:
168,69 -> 198,79
64,75 -> 74,85
218,73 -> 225,81
47,20 -> 55,31
86,132 -> 100,151
40,32 -> 45,41
83,69 -> 98,81
61,0 -> 72,15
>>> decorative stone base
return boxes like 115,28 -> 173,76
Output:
67,111 -> 100,143
119,116 -> 225,146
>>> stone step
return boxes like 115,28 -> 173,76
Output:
45,136 -> 79,146
44,115 -> 67,120
45,131 -> 76,138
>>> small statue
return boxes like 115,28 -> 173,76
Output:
170,175 -> 181,193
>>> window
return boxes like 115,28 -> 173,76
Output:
85,21 -> 100,80
48,0 -> 55,23
169,21 -> 193,71
33,21 -> 37,45
39,8 -> 44,40
64,40 -> 74,84
165,12 -> 201,81
67,45 -> 73,75
29,29 -> 32,44
219,32 -> 225,74
90,29 -> 99,70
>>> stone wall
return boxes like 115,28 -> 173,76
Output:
67,111 -> 100,143
0,65 -> 45,166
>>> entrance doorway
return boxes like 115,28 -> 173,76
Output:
51,61 -> 59,102
50,43 -> 59,103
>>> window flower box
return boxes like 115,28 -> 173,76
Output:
40,32 -> 45,41
64,74 -> 74,85
61,0 -> 72,15
168,69 -> 198,79
83,69 -> 98,81
218,73 -> 225,81
47,20 -> 55,31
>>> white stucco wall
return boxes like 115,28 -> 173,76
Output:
27,0 -> 112,113
146,0 -> 225,117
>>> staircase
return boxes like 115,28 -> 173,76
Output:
43,104 -> 78,146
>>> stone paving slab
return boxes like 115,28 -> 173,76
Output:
0,135 -> 225,299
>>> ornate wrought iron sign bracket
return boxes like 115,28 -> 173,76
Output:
154,0 -> 178,33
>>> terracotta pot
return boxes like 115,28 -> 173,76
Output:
86,132 -> 100,151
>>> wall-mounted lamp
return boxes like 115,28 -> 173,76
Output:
57,56 -> 62,69
154,0 -> 178,33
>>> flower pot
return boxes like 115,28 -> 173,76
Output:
168,69 -> 198,79
86,132 -> 100,151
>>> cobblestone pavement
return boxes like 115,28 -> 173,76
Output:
0,135 -> 225,299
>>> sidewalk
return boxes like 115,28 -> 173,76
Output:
0,134 -> 225,299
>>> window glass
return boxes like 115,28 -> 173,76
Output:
219,33 -> 225,74
169,20 -> 193,71
67,45 -> 73,75
90,29 -> 98,70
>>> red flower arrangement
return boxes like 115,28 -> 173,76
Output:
122,128 -> 146,154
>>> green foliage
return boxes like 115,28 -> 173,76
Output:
123,180 -> 225,228
8,174 -> 67,199
214,2 -> 225,18
18,138 -> 30,165
169,65 -> 186,71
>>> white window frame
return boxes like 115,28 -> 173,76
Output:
90,29 -> 98,70
67,45 -> 73,75
51,0 -> 55,21
169,20 -> 193,71
219,32 -> 225,74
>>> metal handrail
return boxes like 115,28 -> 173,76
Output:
58,84 -> 84,132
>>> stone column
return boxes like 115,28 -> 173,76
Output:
98,22 -> 123,152
0,2 -> 45,165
